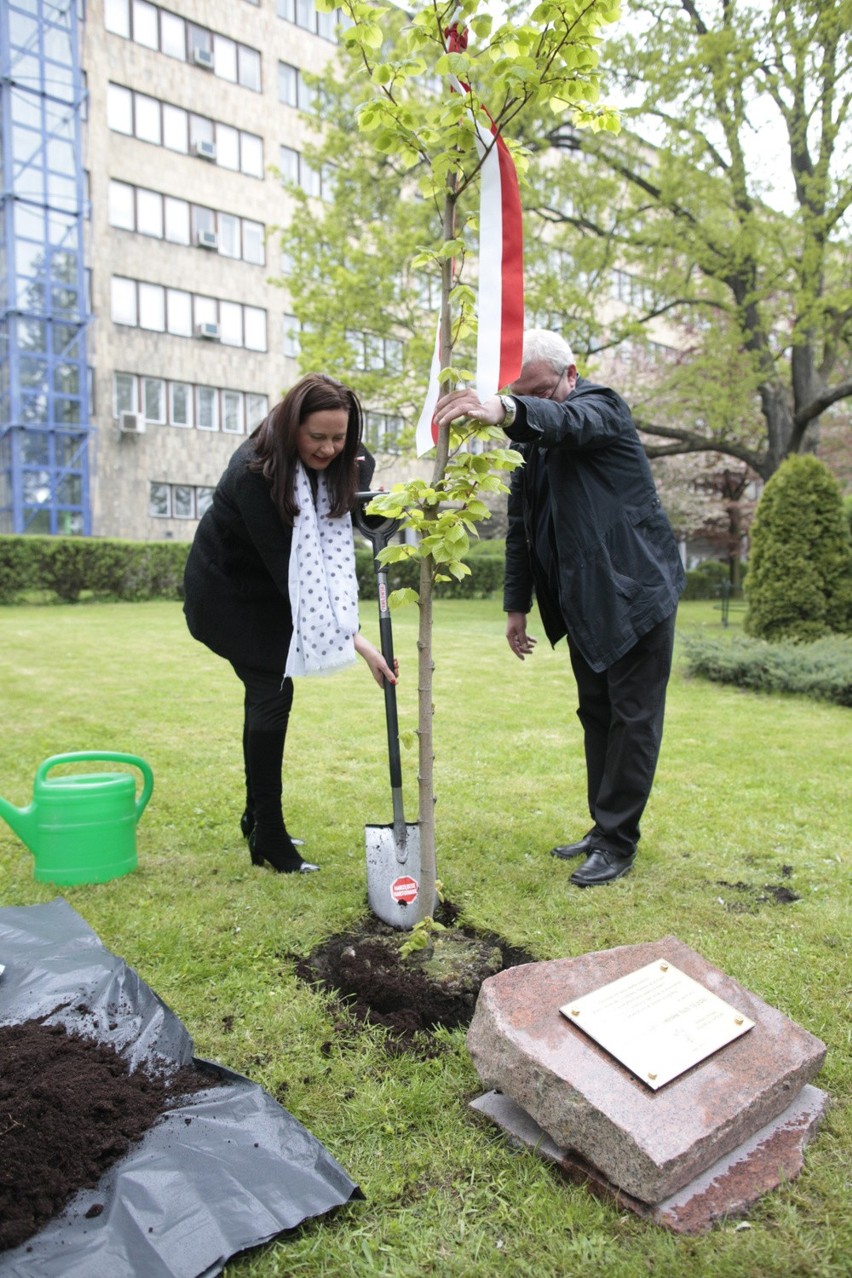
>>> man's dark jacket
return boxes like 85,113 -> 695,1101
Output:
183,439 -> 374,674
503,377 -> 684,672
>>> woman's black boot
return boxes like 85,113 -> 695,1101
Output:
248,829 -> 319,874
240,809 -> 255,839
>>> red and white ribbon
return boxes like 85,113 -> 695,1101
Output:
415,56 -> 524,456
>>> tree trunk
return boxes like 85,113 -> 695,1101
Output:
410,186 -> 456,925
413,552 -> 437,925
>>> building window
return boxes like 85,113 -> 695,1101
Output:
138,282 -> 166,331
108,180 -> 135,229
136,188 -> 163,237
243,220 -> 265,265
278,147 -> 333,199
110,277 -> 267,349
164,195 -> 190,244
166,289 -> 192,336
222,390 -> 245,434
118,373 -> 263,434
247,393 -> 267,430
283,314 -> 301,358
197,386 -> 218,431
346,330 -> 405,373
149,482 -> 170,517
276,0 -> 343,42
172,485 -> 195,518
107,84 -> 263,178
170,382 -> 193,427
111,276 -> 137,326
142,377 -> 166,422
106,2 -> 262,91
149,482 -> 212,519
114,372 -> 137,414
277,63 -> 316,112
244,307 -> 267,352
365,410 -> 404,454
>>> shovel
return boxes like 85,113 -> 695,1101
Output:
353,493 -> 423,928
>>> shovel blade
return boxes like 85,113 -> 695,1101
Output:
365,822 -> 423,929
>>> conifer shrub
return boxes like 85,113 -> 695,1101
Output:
680,632 -> 852,706
744,455 -> 852,642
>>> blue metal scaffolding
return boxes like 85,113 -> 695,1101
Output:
0,0 -> 91,535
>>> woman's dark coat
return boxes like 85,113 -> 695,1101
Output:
183,439 -> 374,674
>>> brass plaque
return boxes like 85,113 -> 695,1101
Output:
560,959 -> 754,1090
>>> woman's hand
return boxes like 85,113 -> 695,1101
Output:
354,633 -> 398,687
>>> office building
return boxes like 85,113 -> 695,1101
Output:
1,0 -> 361,540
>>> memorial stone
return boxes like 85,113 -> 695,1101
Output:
467,936 -> 827,1228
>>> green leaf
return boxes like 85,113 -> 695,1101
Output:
389,587 -> 419,608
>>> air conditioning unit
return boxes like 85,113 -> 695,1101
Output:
195,322 -> 220,340
118,411 -> 145,435
192,46 -> 214,69
196,229 -> 218,250
192,139 -> 217,161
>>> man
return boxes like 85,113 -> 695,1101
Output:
433,330 -> 685,886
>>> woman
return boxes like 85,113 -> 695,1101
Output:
183,373 -> 395,874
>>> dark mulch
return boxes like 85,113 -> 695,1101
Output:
291,902 -> 537,1052
715,879 -> 802,912
0,1018 -> 217,1254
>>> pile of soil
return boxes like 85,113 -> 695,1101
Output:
293,905 -> 536,1051
0,1018 -> 216,1254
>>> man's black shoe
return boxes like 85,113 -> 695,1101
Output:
570,848 -> 636,887
551,833 -> 595,860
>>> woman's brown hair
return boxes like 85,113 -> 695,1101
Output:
249,373 -> 363,522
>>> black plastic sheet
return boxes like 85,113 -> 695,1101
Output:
0,899 -> 360,1277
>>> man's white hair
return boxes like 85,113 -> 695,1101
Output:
523,329 -> 575,374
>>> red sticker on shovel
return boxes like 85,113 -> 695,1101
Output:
391,875 -> 419,904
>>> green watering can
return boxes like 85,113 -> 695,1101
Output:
0,751 -> 154,885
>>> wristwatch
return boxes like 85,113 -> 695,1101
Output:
498,394 -> 517,427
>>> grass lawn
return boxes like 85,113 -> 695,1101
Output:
0,598 -> 849,1277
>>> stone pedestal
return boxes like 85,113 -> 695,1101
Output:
467,937 -> 828,1231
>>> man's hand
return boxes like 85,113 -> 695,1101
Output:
506,612 -> 537,661
433,389 -> 504,431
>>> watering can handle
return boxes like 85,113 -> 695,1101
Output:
36,752 -> 154,821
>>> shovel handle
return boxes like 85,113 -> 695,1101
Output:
377,568 -> 404,794
353,492 -> 405,795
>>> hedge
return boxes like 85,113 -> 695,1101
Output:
0,536 -> 189,604
0,535 -> 506,605
681,559 -> 748,601
680,631 -> 852,707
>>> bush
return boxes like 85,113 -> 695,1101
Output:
680,631 -> 852,706
0,535 -> 189,604
681,559 -> 748,601
1,535 -> 504,607
744,455 -> 852,641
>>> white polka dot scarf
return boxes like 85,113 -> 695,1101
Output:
285,462 -> 359,678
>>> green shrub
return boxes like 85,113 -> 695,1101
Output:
744,455 -> 852,641
681,559 -> 748,601
1,534 -> 503,607
680,631 -> 852,706
0,535 -> 190,604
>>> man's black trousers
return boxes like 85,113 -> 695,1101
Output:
566,610 -> 676,857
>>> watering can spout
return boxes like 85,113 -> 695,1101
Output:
0,795 -> 37,852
